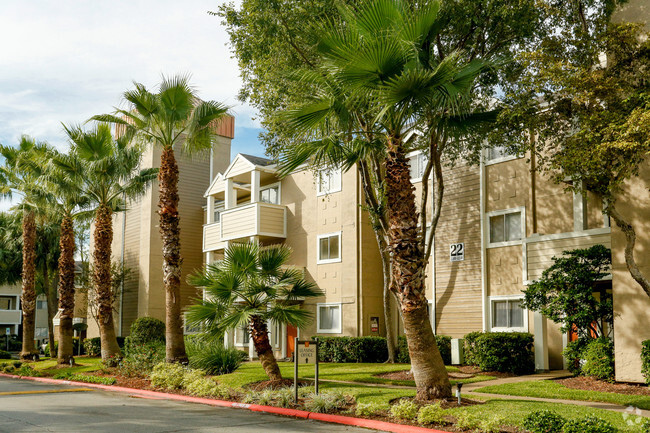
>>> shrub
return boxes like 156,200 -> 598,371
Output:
563,338 -> 591,376
0,350 -> 10,359
119,339 -> 166,377
641,340 -> 650,385
454,412 -> 480,430
523,410 -> 567,433
463,331 -> 535,374
417,403 -> 446,425
355,402 -> 385,417
83,336 -> 125,357
257,389 -> 275,406
129,317 -> 166,345
44,341 -> 57,358
15,365 -> 39,377
237,350 -> 249,362
317,336 -> 388,363
390,399 -> 419,420
12,360 -> 21,368
397,335 -> 452,365
582,338 -> 615,382
304,392 -> 347,413
3,365 -> 14,373
480,416 -> 505,433
464,331 -> 483,366
182,370 -> 223,397
275,388 -> 294,408
149,362 -> 186,390
562,416 -> 617,433
185,337 -> 242,375
69,374 -> 116,385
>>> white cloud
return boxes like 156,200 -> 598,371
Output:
0,0 -> 263,153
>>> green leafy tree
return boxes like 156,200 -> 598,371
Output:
34,218 -> 61,356
59,123 -> 157,363
0,212 -> 23,286
0,137 -> 50,360
523,245 -> 613,339
187,242 -> 322,382
93,75 -> 229,364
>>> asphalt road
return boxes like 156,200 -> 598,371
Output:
0,377 -> 386,433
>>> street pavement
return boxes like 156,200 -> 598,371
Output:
0,377 -> 386,432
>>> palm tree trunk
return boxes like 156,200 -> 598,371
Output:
384,137 -> 450,400
57,214 -> 76,365
93,204 -> 121,363
250,315 -> 282,381
20,211 -> 38,360
376,234 -> 396,363
158,148 -> 188,364
46,270 -> 57,355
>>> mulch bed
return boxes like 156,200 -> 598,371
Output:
557,376 -> 650,396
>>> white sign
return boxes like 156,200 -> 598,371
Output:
297,342 -> 316,364
450,243 -> 464,262
5,327 -> 10,335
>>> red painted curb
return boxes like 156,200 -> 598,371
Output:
0,373 -> 448,433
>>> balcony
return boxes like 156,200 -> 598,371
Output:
0,309 -> 21,324
203,202 -> 287,252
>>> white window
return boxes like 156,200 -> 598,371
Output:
37,300 -> 46,310
260,184 -> 280,204
486,145 -> 519,164
489,211 -> 522,245
317,167 -> 342,195
317,232 -> 341,264
408,152 -> 428,181
213,199 -> 224,223
270,321 -> 281,348
235,326 -> 250,346
35,327 -> 48,338
0,296 -> 16,310
490,297 -> 527,331
317,303 -> 342,333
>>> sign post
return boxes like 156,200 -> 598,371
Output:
294,338 -> 320,403
5,327 -> 9,352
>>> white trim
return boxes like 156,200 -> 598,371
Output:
317,231 -> 342,264
488,295 -> 528,333
483,145 -> 522,166
316,167 -> 342,196
486,207 -> 526,248
259,181 -> 282,205
480,154 -> 488,331
406,150 -> 430,183
316,302 -> 342,334
524,227 -> 611,243
234,325 -> 250,347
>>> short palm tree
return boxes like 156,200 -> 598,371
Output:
61,123 -> 157,362
43,143 -> 91,364
187,242 -> 322,382
93,75 -> 229,363
0,137 -> 50,360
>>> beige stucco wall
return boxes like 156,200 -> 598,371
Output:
611,159 -> 650,383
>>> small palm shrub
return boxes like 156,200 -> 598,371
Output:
562,416 -> 617,433
390,399 -> 419,420
355,402 -> 385,417
523,410 -> 567,433
149,362 -> 186,390
417,403 -> 446,425
582,338 -> 615,382
185,337 -> 242,375
129,317 -> 166,345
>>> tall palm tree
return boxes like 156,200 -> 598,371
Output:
60,123 -> 157,363
278,0 -> 487,399
0,137 -> 50,360
42,143 -> 91,364
93,75 -> 229,363
187,242 -> 322,381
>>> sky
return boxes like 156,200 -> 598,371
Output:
0,0 -> 264,156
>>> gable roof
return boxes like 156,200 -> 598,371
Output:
240,154 -> 273,167
204,173 -> 226,197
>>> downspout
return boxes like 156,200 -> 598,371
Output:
119,191 -> 126,336
356,170 -> 362,337
479,150 -> 488,331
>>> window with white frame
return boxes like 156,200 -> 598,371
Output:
0,295 -> 16,310
317,303 -> 342,333
270,321 -> 281,348
317,167 -> 342,195
35,327 -> 48,338
37,300 -> 46,310
213,199 -> 224,223
408,152 -> 428,181
489,211 -> 522,244
235,325 -> 250,346
490,297 -> 526,331
317,232 -> 341,264
486,145 -> 518,162
260,184 -> 280,204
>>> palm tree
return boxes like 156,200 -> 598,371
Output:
187,242 -> 322,381
42,144 -> 91,364
60,123 -> 157,363
277,0 -> 488,399
0,137 -> 50,360
92,75 -> 229,363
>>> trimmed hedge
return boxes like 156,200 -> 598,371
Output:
129,317 -> 166,345
397,335 -> 452,365
317,336 -> 388,363
464,331 -> 535,374
582,337 -> 614,382
642,340 -> 650,385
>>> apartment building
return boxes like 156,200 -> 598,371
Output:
0,284 -> 51,346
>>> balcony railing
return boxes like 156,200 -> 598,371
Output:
203,202 -> 287,252
0,309 -> 21,324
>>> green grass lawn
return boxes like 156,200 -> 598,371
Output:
474,380 -> 650,410
29,357 -> 104,376
216,361 -> 494,389
447,397 -> 646,432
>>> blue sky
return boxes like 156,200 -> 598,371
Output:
0,0 -> 265,160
